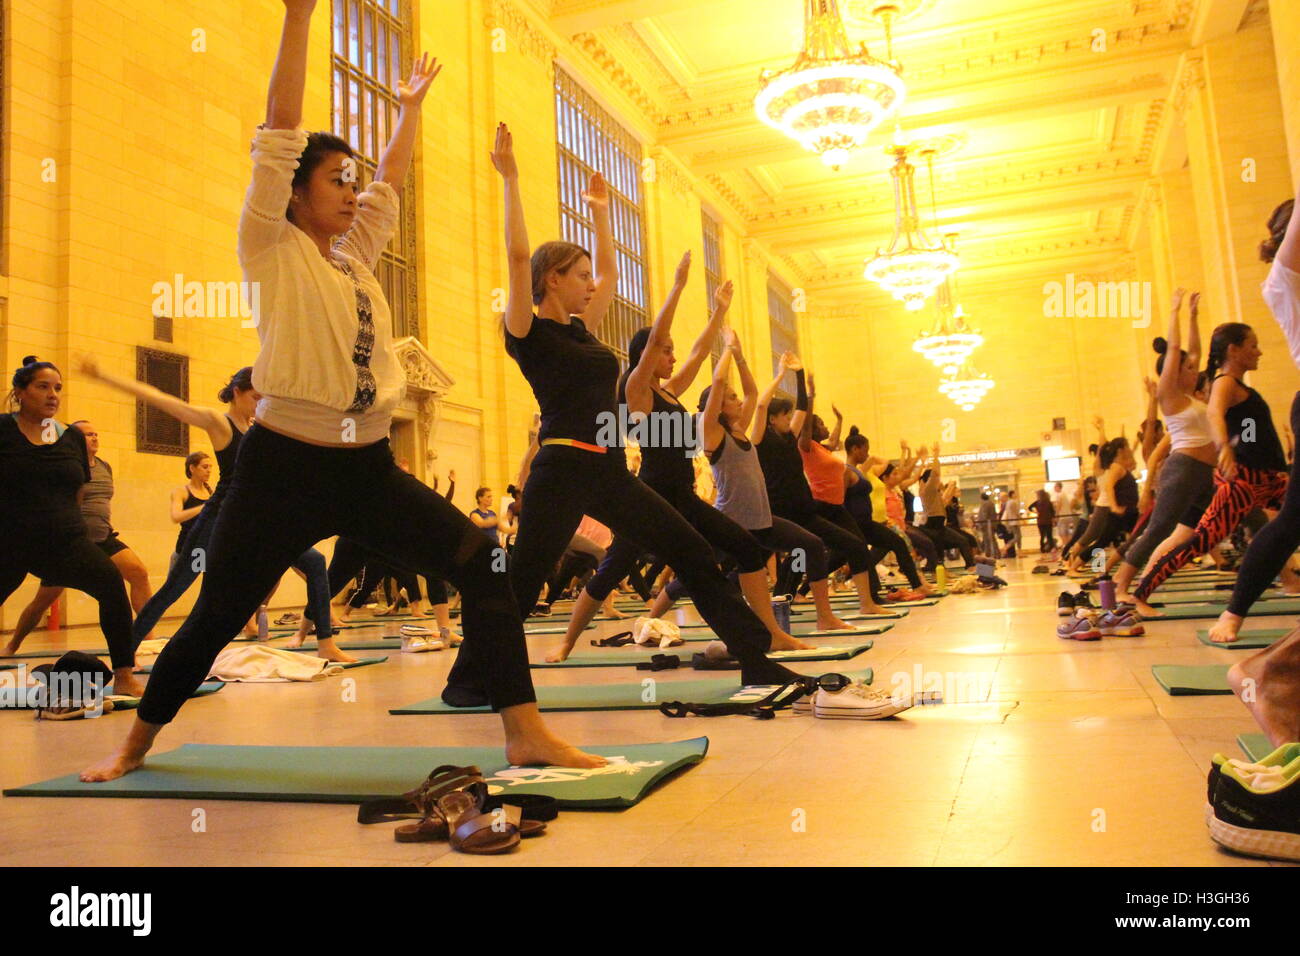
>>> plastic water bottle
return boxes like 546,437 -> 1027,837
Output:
1099,579 -> 1116,610
935,565 -> 948,590
771,596 -> 791,632
256,605 -> 269,642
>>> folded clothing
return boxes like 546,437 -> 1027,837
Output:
208,645 -> 344,682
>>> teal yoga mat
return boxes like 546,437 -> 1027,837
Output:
393,668 -> 874,714
1153,588 -> 1291,606
532,641 -> 874,668
135,657 -> 387,675
1237,734 -> 1273,762
1151,664 -> 1231,696
586,622 -> 894,645
2,738 -> 709,809
1195,628 -> 1291,650
1144,599 -> 1300,621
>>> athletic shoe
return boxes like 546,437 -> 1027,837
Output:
1056,593 -> 1076,616
1095,609 -> 1145,637
813,681 -> 915,719
1050,568 -> 1067,576
1206,744 -> 1300,819
399,623 -> 433,637
1209,758 -> 1300,861
1057,615 -> 1101,641
1073,590 -> 1095,611
400,634 -> 441,653
1032,565 -> 1050,574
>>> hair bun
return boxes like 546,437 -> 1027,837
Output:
1152,337 -> 1167,355
21,355 -> 38,366
847,425 -> 860,436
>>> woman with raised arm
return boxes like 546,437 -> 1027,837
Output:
82,0 -> 600,784
1112,290 -> 1219,609
0,358 -> 143,697
546,272 -> 808,661
491,122 -> 797,688
916,445 -> 978,571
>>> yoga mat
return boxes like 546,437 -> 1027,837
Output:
532,641 -> 874,668
791,609 -> 909,621
1151,664 -> 1231,696
1237,734 -> 1273,763
135,657 -> 387,676
393,668 -> 874,714
2,738 -> 710,809
588,622 -> 894,645
1144,599 -> 1300,621
0,663 -> 17,671
1195,628 -> 1291,650
1152,588 -> 1291,606
282,640 -> 416,652
524,624 -> 597,634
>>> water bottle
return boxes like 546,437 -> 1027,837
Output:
1098,579 -> 1116,610
771,596 -> 791,632
256,605 -> 269,642
935,565 -> 948,590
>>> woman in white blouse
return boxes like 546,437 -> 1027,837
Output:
82,0 -> 603,782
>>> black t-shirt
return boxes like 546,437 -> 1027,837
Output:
757,428 -> 814,519
506,316 -> 621,447
618,371 -> 694,498
0,414 -> 91,536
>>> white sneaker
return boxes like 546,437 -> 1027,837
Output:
813,681 -> 915,720
401,634 -> 440,653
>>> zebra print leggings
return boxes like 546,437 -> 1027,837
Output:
1133,463 -> 1288,601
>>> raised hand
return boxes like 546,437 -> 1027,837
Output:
673,250 -> 692,287
715,279 -> 734,313
1144,376 -> 1156,397
448,469 -> 456,482
397,52 -> 441,108
723,327 -> 740,354
490,122 -> 517,180
832,403 -> 842,420
784,352 -> 803,372
582,172 -> 609,212
77,356 -> 101,380
1171,287 -> 1185,309
1189,291 -> 1200,316
807,372 -> 816,399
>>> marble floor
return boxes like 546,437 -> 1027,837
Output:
1,561 -> 1294,866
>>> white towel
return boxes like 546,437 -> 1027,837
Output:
207,645 -> 345,682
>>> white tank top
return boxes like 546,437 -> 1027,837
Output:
1165,399 -> 1213,452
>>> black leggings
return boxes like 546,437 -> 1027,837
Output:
664,515 -> 829,603
326,537 -> 448,613
905,524 -> 940,571
546,550 -> 599,606
510,444 -> 795,686
138,425 -> 532,724
1038,522 -> 1055,553
857,514 -> 923,589
922,516 -> 976,568
0,529 -> 134,670
1228,391 -> 1300,617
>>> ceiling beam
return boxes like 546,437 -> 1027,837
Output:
1190,0 -> 1252,46
549,0 -> 727,35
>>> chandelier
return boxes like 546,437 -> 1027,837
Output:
755,1 -> 906,170
913,236 -> 982,374
939,360 -> 995,411
864,142 -> 959,310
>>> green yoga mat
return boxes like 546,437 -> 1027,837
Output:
1151,664 -> 1231,696
532,641 -> 874,668
524,624 -> 597,634
393,667 -> 873,714
1196,628 -> 1291,650
0,663 -> 17,671
2,738 -> 709,809
588,622 -> 894,645
1238,733 -> 1273,762
1153,588 -> 1291,606
281,640 -> 410,652
791,609 -> 909,621
1145,599 -> 1300,621
135,657 -> 387,675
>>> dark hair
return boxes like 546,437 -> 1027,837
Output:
218,367 -> 254,404
1152,336 -> 1187,376
1205,322 -> 1253,382
1195,370 -> 1209,394
980,492 -> 989,500
530,241 -> 591,306
1087,443 -> 1099,456
506,484 -> 519,498
627,327 -> 653,371
767,397 -> 793,421
844,424 -> 867,453
8,355 -> 59,410
475,486 -> 491,502
1260,199 -> 1293,263
185,451 -> 213,493
287,132 -> 356,222
881,463 -> 895,479
1099,436 -> 1129,470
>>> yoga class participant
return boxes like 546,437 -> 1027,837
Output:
843,427 -> 932,598
82,0 -> 600,782
1129,319 -> 1289,616
5,419 -> 161,653
1064,436 -> 1138,576
469,487 -> 500,544
755,357 -> 888,615
1113,290 -> 1217,608
173,453 -> 214,566
491,121 -> 796,688
79,360 -> 341,658
0,358 -> 143,696
1211,196 -> 1300,650
916,446 -> 977,571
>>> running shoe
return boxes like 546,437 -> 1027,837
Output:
1207,744 -> 1300,818
1056,593 -> 1077,616
1073,590 -> 1095,611
1209,757 -> 1300,861
813,681 -> 915,720
400,633 -> 441,653
1056,615 -> 1101,641
1095,608 -> 1145,637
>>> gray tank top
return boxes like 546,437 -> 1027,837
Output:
81,458 -> 114,543
709,430 -> 772,531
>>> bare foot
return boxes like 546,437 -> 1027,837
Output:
1228,628 -> 1300,747
1210,610 -> 1244,644
314,639 -> 357,664
505,733 -> 607,769
768,631 -> 813,651
113,675 -> 146,698
1132,597 -> 1162,618
80,746 -> 148,782
284,631 -> 307,649
859,604 -> 888,616
2,636 -> 23,657
816,616 -> 859,631
1114,590 -> 1137,608
604,606 -> 625,620
544,640 -> 576,663
1281,563 -> 1300,595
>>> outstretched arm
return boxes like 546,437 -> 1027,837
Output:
826,405 -> 843,452
578,174 -> 618,333
1156,288 -> 1185,416
666,279 -> 732,397
266,0 -> 316,130
750,352 -> 792,445
796,372 -> 815,453
375,53 -> 440,190
78,357 -> 231,450
626,251 -> 690,416
493,124 -> 535,341
730,329 -> 759,433
700,347 -> 734,454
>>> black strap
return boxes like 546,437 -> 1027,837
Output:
659,677 -> 815,719
591,630 -> 634,647
635,653 -> 681,671
691,652 -> 740,671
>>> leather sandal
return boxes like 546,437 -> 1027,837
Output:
359,764 -> 481,827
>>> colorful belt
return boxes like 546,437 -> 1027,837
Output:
540,438 -> 607,454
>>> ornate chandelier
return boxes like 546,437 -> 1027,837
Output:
939,360 -> 995,411
755,1 -> 906,170
913,237 -> 982,374
864,143 -> 958,310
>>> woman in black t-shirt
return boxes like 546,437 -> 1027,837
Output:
492,122 -> 796,689
0,357 -> 141,696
